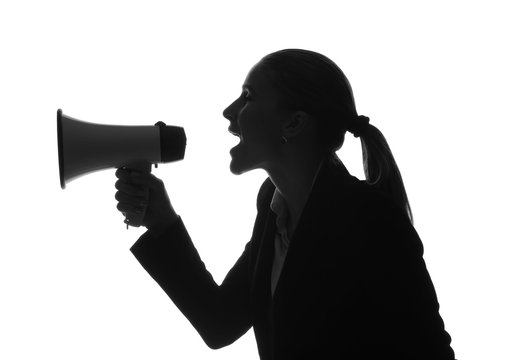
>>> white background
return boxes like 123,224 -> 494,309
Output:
1,1 -> 511,359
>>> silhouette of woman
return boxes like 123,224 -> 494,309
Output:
115,49 -> 456,359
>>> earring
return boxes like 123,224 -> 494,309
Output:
281,135 -> 288,144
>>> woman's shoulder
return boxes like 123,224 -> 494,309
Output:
327,178 -> 394,213
325,178 -> 415,237
321,157 -> 397,210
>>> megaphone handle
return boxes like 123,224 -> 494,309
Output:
122,161 -> 152,229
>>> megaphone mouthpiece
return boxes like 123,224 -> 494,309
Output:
154,121 -> 187,163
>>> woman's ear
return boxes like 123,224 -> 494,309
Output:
282,111 -> 313,140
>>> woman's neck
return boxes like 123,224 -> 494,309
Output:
268,154 -> 325,236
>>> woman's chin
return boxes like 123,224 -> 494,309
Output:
229,163 -> 243,175
229,157 -> 247,175
229,146 -> 250,175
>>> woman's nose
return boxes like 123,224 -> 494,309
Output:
223,99 -> 238,121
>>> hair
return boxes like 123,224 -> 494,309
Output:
258,49 -> 413,224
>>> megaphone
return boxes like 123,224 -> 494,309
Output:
57,108 -> 186,227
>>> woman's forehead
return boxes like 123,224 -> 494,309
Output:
243,63 -> 274,94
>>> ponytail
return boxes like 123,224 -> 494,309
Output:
358,124 -> 414,224
257,48 -> 413,223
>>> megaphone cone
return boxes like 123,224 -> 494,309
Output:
57,109 -> 186,189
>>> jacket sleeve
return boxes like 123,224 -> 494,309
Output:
355,194 -> 456,360
129,178 -> 274,350
130,217 -> 252,349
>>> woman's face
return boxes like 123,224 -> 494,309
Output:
223,63 -> 287,175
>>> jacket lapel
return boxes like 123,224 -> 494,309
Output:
250,205 -> 277,360
251,209 -> 276,302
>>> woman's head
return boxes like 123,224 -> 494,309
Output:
223,49 -> 413,223
223,49 -> 358,175
257,49 -> 358,153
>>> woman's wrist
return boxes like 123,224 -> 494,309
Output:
147,213 -> 180,238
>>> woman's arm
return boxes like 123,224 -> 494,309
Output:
130,217 -> 253,349
115,168 -> 257,349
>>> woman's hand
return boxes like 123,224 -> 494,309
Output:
115,168 -> 179,235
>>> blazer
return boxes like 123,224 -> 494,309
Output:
130,158 -> 456,360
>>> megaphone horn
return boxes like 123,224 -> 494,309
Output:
57,109 -> 186,189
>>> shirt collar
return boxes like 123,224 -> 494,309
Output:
269,159 -> 328,238
270,189 -> 289,237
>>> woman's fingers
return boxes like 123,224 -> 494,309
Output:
115,179 -> 147,196
115,189 -> 147,205
115,168 -> 175,229
116,189 -> 149,216
115,170 -> 150,219
116,201 -> 146,215
116,167 -> 153,185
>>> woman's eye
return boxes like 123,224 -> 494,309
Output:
242,90 -> 251,101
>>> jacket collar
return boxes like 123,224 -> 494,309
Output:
253,156 -> 361,302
